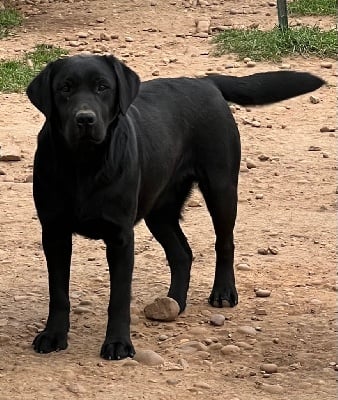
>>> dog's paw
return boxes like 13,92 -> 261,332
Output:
100,338 -> 135,360
33,330 -> 68,354
208,286 -> 238,308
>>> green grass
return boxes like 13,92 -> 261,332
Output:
0,44 -> 68,92
214,26 -> 337,61
288,0 -> 336,16
0,8 -> 22,38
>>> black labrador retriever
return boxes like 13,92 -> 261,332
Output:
27,54 -> 324,360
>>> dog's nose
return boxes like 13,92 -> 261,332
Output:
75,110 -> 97,126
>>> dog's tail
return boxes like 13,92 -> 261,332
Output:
206,71 -> 325,106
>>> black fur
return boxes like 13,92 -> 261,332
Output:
27,54 -> 324,360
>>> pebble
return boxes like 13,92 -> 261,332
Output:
257,248 -> 269,255
167,379 -> 180,385
255,194 -> 263,199
237,341 -> 253,350
268,245 -> 279,255
73,306 -> 91,314
279,63 -> 291,69
246,61 -> 256,68
221,344 -> 240,354
195,18 -> 210,34
320,62 -> 333,69
261,383 -> 284,394
152,70 -> 160,76
0,145 -> 21,161
255,289 -> 271,298
308,145 -> 321,151
309,95 -> 320,104
100,32 -> 110,41
320,126 -> 335,132
122,359 -> 139,367
258,154 -> 270,161
133,349 -> 164,366
236,263 -> 250,271
237,326 -> 257,336
0,334 -> 11,344
246,158 -> 257,169
25,174 -> 33,183
187,199 -> 202,207
255,307 -> 267,315
144,297 -> 180,321
125,36 -> 134,42
96,17 -> 106,23
66,383 -> 86,394
210,314 -> 225,326
261,363 -> 278,373
193,382 -> 211,389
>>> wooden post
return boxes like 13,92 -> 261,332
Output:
277,0 -> 289,30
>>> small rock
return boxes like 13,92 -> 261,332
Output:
66,384 -> 86,394
267,1 -> 275,6
268,245 -> 279,255
246,158 -> 257,169
243,57 -> 251,63
77,32 -> 88,38
134,349 -> 164,366
246,61 -> 256,68
195,18 -> 211,34
25,174 -> 33,183
0,145 -> 21,161
255,307 -> 267,315
96,17 -> 106,23
309,95 -> 320,104
122,359 -> 139,367
237,326 -> 257,336
261,383 -> 284,394
73,306 -> 91,314
0,334 -> 11,344
236,263 -> 250,271
144,297 -> 180,321
257,248 -> 269,255
308,146 -> 321,151
255,194 -> 264,200
320,62 -> 333,69
255,289 -> 271,298
0,169 -> 5,175
236,341 -> 253,350
167,379 -> 180,385
100,32 -> 110,41
193,382 -> 211,389
125,36 -> 134,42
187,199 -> 202,207
258,154 -> 270,161
152,70 -> 160,76
221,344 -> 240,354
279,63 -> 291,69
320,126 -> 335,133
210,314 -> 225,326
261,363 -> 278,373
194,32 -> 209,38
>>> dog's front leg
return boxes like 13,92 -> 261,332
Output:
100,231 -> 135,360
33,228 -> 72,354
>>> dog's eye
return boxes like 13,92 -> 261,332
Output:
60,83 -> 71,93
97,83 -> 109,93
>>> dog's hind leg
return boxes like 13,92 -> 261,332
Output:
199,179 -> 239,308
145,186 -> 193,312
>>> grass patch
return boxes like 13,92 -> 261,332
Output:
0,44 -> 68,92
0,8 -> 22,38
288,0 -> 336,16
214,26 -> 337,61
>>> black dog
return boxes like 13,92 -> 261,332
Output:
27,54 -> 323,360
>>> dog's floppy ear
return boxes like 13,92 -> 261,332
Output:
104,55 -> 140,115
26,61 -> 56,117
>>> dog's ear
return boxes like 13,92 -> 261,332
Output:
104,55 -> 140,115
26,61 -> 56,117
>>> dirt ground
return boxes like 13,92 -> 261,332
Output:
0,1 -> 337,399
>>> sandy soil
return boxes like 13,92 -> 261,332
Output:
0,1 -> 336,399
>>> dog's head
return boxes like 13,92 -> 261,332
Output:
27,54 -> 140,148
